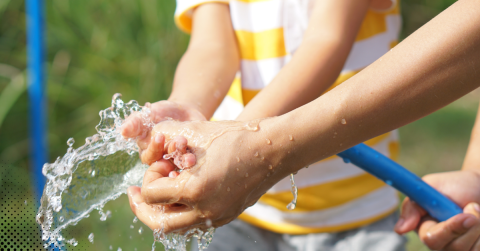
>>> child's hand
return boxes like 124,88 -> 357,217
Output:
394,170 -> 480,250
127,119 -> 286,233
121,100 -> 205,165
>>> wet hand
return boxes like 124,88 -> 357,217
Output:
394,170 -> 480,250
127,119 -> 288,233
121,100 -> 205,165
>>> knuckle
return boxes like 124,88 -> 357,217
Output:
422,235 -> 442,250
141,187 -> 154,204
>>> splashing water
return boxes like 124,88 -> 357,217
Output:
88,233 -> 94,243
36,94 -> 216,250
286,173 -> 298,210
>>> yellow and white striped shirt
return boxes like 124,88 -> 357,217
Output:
175,0 -> 402,234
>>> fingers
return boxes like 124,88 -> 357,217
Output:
464,202 -> 480,218
183,153 -> 196,168
135,204 -> 199,233
143,159 -> 177,185
166,136 -> 188,154
395,197 -> 427,234
141,133 -> 166,165
164,136 -> 196,169
169,171 -> 180,178
128,185 -> 200,233
418,213 -> 479,250
142,176 -> 187,205
127,186 -> 142,216
121,113 -> 148,138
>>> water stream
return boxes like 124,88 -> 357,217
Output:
36,94 -> 214,250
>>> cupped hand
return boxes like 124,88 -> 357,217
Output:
395,170 -> 480,250
127,118 -> 292,233
121,100 -> 206,165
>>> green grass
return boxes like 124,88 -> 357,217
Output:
0,0 -> 478,250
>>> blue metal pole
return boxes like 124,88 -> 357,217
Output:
26,0 -> 48,203
338,143 -> 463,221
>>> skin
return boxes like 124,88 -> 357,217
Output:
126,0 -> 384,188
237,0 -> 372,120
124,0 -> 480,250
394,104 -> 480,251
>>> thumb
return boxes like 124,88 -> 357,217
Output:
395,197 -> 427,234
463,202 -> 480,218
121,112 -> 150,138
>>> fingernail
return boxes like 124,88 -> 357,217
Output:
155,133 -> 162,144
394,218 -> 404,230
463,216 -> 477,229
473,203 -> 480,213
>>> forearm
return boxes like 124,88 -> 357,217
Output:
259,0 -> 480,176
237,38 -> 352,121
169,45 -> 239,119
237,0 -> 369,121
462,103 -> 480,173
168,3 -> 240,119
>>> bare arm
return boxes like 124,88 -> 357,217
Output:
462,103 -> 480,172
168,3 -> 240,119
129,0 -> 480,235
237,0 -> 371,120
273,0 -> 480,171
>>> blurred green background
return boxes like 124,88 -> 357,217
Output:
0,0 -> 478,250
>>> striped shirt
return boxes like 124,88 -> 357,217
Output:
175,0 -> 402,234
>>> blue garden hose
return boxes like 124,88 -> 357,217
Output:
337,143 -> 463,221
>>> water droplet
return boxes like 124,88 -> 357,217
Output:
205,219 -> 212,227
236,168 -> 239,171
227,187 -> 230,192
341,119 -> 347,125
245,184 -> 247,189
343,158 -> 350,163
118,248 -> 122,251
385,180 -> 393,186
109,245 -> 113,250
133,216 -> 138,223
24,200 -> 27,205
59,216 -> 64,222
266,139 -> 271,145
88,233 -> 94,243
67,138 -> 75,147
91,170 -> 96,177
287,173 -> 297,210
261,156 -> 265,161
245,173 -> 249,177
254,152 -> 259,157
236,157 -> 240,162
130,225 -> 134,229
138,226 -> 143,234
289,135 -> 294,141
268,165 -> 273,170
67,238 -> 78,246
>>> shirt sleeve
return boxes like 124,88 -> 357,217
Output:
175,0 -> 230,33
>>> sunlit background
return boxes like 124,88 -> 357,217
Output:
0,0 -> 477,250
